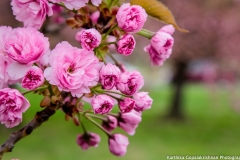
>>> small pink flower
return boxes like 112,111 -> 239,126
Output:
21,66 -> 44,90
151,29 -> 174,54
118,110 -> 142,135
50,0 -> 88,10
102,115 -> 118,132
100,63 -> 120,90
11,0 -> 53,29
0,88 -> 30,128
5,27 -> 49,65
119,97 -> 135,113
108,134 -> 129,156
116,71 -> 144,95
90,0 -> 102,6
144,25 -> 175,66
116,3 -> 147,33
75,29 -> 101,51
159,24 -> 175,35
76,132 -> 100,150
91,11 -> 100,24
117,34 -> 136,56
91,95 -> 114,114
0,26 -> 12,55
44,41 -> 101,97
133,92 -> 153,112
144,45 -> 171,66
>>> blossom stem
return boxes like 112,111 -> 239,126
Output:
48,85 -> 54,97
22,86 -> 48,95
99,41 -> 117,47
84,114 -> 112,136
103,92 -> 122,101
100,89 -> 132,98
78,113 -> 87,133
102,24 -> 118,40
107,53 -> 125,72
85,113 -> 107,121
98,51 -> 107,65
137,29 -> 155,39
48,1 -> 77,13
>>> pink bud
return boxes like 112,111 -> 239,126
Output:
133,92 -> 153,112
118,110 -> 142,135
21,66 -> 44,90
76,132 -> 100,150
108,134 -> 129,156
91,0 -> 102,6
91,95 -> 114,114
151,31 -> 174,53
75,28 -> 101,51
144,45 -> 171,66
116,3 -> 147,33
119,97 -> 135,113
158,24 -> 175,35
144,25 -> 174,66
91,11 -> 100,24
102,115 -> 118,132
100,63 -> 120,90
117,34 -> 136,56
116,71 -> 144,95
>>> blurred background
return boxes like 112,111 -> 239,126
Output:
1,0 -> 240,159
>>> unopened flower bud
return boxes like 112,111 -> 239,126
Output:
40,96 -> 51,108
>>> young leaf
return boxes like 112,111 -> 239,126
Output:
130,0 -> 188,32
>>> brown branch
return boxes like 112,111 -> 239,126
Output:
0,101 -> 62,160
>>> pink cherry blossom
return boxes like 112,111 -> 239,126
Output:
116,71 -> 144,95
90,0 -> 102,6
11,0 -> 53,29
21,66 -> 44,90
5,27 -> 49,65
0,26 -> 12,55
144,45 -> 171,66
91,11 -> 100,24
116,3 -> 147,33
144,25 -> 175,66
133,92 -> 153,112
118,110 -> 142,135
117,34 -> 136,56
0,26 -> 13,88
50,0 -> 88,10
75,28 -> 101,51
44,41 -> 101,97
50,0 -> 101,10
0,88 -> 30,128
91,94 -> 114,114
102,115 -> 117,132
108,134 -> 129,156
151,29 -> 174,55
76,132 -> 100,150
4,27 -> 49,80
119,97 -> 135,113
159,24 -> 175,35
100,63 -> 120,90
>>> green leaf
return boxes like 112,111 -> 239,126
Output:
130,0 -> 188,32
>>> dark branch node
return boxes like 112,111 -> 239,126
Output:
25,126 -> 33,135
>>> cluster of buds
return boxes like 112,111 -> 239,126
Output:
0,0 -> 175,157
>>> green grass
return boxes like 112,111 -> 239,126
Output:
1,84 -> 240,160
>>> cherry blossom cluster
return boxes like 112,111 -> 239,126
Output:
0,0 -> 175,157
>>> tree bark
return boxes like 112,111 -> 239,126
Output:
166,61 -> 188,120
